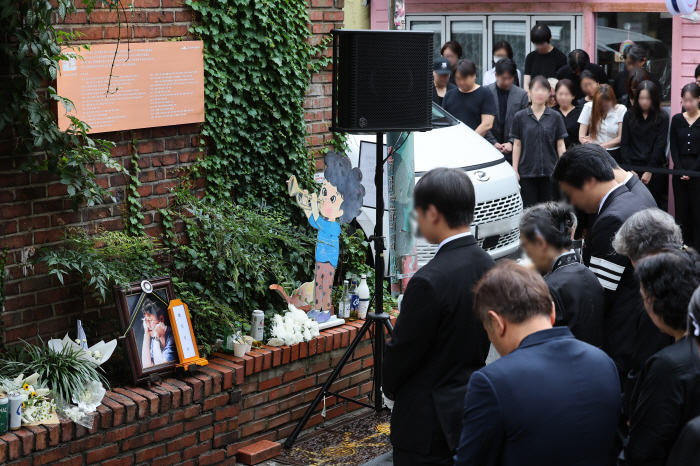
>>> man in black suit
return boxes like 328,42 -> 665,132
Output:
454,262 -> 620,466
383,168 -> 495,465
552,144 -> 648,387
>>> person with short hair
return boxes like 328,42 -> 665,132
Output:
612,208 -> 683,265
383,168 -> 495,466
442,59 -> 497,136
553,79 -> 582,148
441,40 -> 463,86
141,301 -> 177,369
624,246 -> 700,466
510,76 -> 567,206
613,45 -> 664,100
454,261 -> 620,466
670,83 -> 700,250
579,84 -> 627,162
578,70 -> 600,106
432,57 -> 456,106
519,202 -> 605,346
552,144 -> 648,386
556,49 -> 609,99
482,41 -> 522,87
620,80 -> 670,209
523,24 -> 568,91
484,58 -> 529,163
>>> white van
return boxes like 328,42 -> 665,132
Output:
346,103 -> 523,269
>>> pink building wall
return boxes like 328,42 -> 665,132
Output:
372,0 -> 700,114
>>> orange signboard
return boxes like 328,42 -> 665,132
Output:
57,41 -> 205,133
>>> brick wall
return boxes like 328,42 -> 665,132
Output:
0,0 -> 343,347
0,319 -> 385,465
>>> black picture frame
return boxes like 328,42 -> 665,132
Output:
113,276 -> 179,384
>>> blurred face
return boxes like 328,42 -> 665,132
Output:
682,91 -> 700,113
434,71 -> 450,87
696,75 -> 700,86
415,205 -> 439,244
520,235 -> 552,274
581,78 -> 597,98
493,47 -> 509,64
455,72 -> 476,91
443,48 -> 459,67
530,83 -> 550,105
625,57 -> 644,72
559,180 -> 598,214
599,98 -> 613,114
535,42 -> 550,54
637,89 -> 652,112
556,86 -> 575,107
495,72 -> 515,90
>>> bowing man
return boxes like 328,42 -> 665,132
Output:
519,202 -> 605,347
552,144 -> 648,389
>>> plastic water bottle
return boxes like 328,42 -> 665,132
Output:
349,277 -> 359,321
340,280 -> 350,319
356,274 -> 370,319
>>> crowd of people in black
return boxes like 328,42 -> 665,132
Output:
383,147 -> 700,466
378,22 -> 700,466
431,24 -> 700,251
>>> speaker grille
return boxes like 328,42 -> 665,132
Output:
335,30 -> 433,133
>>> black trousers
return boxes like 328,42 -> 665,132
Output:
647,171 -> 669,212
393,422 -> 453,466
607,148 -> 622,164
520,176 -> 558,208
673,173 -> 700,250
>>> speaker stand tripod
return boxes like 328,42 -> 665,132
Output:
283,132 -> 393,448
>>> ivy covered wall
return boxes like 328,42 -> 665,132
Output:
0,0 -> 344,347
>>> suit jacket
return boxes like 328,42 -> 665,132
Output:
545,251 -> 605,347
583,185 -> 664,375
383,235 -> 495,454
666,415 -> 700,465
484,83 -> 529,151
454,327 -> 621,466
626,174 -> 657,209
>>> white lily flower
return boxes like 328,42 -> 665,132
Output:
35,389 -> 50,396
13,374 -> 25,385
24,373 -> 40,386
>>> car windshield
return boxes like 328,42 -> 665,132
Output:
432,103 -> 459,127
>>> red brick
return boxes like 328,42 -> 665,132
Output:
149,386 -> 171,411
269,384 -> 292,401
183,441 -> 210,460
153,423 -> 183,442
203,392 -> 229,411
292,376 -> 315,393
12,429 -> 33,455
70,433 -> 103,453
86,444 -> 119,464
148,413 -> 169,430
254,403 -> 278,419
158,381 -> 182,408
113,388 -> 148,418
184,413 -> 213,432
281,346 -> 291,364
100,395 -> 125,426
100,456 -> 134,466
282,366 -> 305,383
236,440 -> 282,465
278,394 -> 303,411
243,392 -> 268,409
151,451 -> 181,466
165,378 -> 194,405
213,430 -> 239,448
105,424 -> 138,443
267,412 -> 290,429
135,444 -> 164,463
124,386 -> 159,415
259,376 -> 281,391
263,346 -> 282,367
193,373 -> 214,396
241,420 -> 266,438
166,432 -> 196,453
290,343 -> 300,361
105,391 -> 137,422
204,363 -> 234,389
33,446 -> 69,465
182,376 -> 203,401
121,432 -> 152,451
214,404 -> 239,422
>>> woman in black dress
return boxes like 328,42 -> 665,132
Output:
620,80 -> 670,210
624,246 -> 700,466
618,68 -> 651,110
670,83 -> 700,250
554,79 -> 582,149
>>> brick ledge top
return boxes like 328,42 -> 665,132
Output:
210,315 -> 397,384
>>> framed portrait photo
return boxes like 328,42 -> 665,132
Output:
113,276 -> 179,384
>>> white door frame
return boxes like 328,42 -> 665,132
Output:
406,15 -> 446,50
446,16 -> 488,81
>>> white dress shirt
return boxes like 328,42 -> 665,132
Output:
598,183 -> 624,214
435,231 -> 472,255
578,102 -> 627,150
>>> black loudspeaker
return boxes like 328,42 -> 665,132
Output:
330,29 -> 434,133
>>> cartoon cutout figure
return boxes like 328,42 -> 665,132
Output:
286,151 -> 365,322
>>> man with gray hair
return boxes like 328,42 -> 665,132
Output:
612,208 -> 679,460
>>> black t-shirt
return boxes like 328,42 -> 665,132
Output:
524,47 -> 568,79
555,63 -> 609,99
442,85 -> 497,131
554,104 -> 583,148
432,82 -> 456,107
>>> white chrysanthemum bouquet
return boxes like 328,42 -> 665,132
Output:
268,305 -> 320,346
0,373 -> 55,424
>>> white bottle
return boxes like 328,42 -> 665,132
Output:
356,274 -> 370,319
